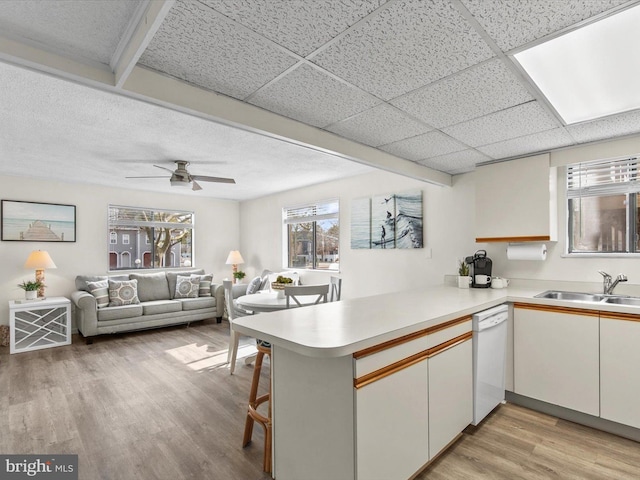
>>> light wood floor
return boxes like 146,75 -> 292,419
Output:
1,319 -> 639,479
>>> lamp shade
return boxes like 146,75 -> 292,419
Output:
225,250 -> 244,265
24,250 -> 57,269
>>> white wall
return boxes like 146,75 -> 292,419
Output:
239,170 -> 477,300
0,175 -> 240,326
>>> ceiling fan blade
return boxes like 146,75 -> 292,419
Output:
191,175 -> 236,184
153,164 -> 176,174
125,175 -> 169,179
191,180 -> 203,191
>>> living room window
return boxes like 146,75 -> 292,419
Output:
284,199 -> 339,270
108,205 -> 194,270
567,156 -> 640,254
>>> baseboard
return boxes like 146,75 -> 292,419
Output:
506,391 -> 640,443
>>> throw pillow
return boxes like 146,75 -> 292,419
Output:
190,274 -> 213,297
175,275 -> 200,298
108,279 -> 140,307
246,276 -> 262,295
86,280 -> 109,308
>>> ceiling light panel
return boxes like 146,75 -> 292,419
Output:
312,0 -> 494,100
326,104 -> 432,147
139,0 -> 299,100
391,59 -> 533,128
514,4 -> 640,124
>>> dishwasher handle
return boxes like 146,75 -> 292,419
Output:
477,312 -> 508,331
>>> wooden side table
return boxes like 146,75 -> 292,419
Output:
9,296 -> 71,354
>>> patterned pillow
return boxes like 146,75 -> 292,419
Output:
190,274 -> 213,297
108,279 -> 140,307
175,275 -> 200,298
86,280 -> 109,308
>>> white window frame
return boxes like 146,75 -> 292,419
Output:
283,198 -> 340,270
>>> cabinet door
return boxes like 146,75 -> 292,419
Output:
355,359 -> 428,480
514,305 -> 599,416
600,315 -> 640,428
428,339 -> 472,460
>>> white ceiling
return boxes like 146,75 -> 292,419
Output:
0,0 -> 639,199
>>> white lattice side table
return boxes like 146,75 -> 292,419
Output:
9,296 -> 71,354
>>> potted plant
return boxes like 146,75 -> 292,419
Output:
18,280 -> 44,300
233,270 -> 246,283
457,259 -> 470,289
271,275 -> 293,298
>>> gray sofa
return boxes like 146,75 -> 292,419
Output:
71,269 -> 224,342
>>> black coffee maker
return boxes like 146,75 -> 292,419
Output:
465,250 -> 492,288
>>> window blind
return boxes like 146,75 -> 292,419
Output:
567,156 -> 639,198
283,199 -> 339,224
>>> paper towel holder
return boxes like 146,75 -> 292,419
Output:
506,242 -> 547,261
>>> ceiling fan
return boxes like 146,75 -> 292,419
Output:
126,160 -> 235,191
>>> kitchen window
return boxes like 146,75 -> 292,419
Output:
284,199 -> 339,270
567,156 -> 640,253
108,205 -> 194,270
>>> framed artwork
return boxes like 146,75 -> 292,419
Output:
1,200 -> 76,242
350,190 -> 423,249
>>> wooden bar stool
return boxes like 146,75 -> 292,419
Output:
242,340 -> 272,473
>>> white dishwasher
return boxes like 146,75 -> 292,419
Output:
471,304 -> 508,426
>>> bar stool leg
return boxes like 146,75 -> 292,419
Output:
242,344 -> 272,473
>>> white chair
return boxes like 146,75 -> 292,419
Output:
284,284 -> 329,308
329,276 -> 342,302
223,280 -> 253,374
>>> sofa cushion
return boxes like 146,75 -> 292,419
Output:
86,280 -> 109,308
108,279 -> 140,307
166,269 -> 205,299
76,275 -> 108,292
246,276 -> 262,295
179,297 -> 216,311
190,274 -> 213,297
129,272 -> 170,302
97,304 -> 143,321
175,275 -> 200,298
141,300 -> 182,315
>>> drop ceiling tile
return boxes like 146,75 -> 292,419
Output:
326,104 -> 432,147
478,128 -> 574,159
201,0 -> 385,56
443,102 -> 559,147
567,109 -> 640,143
312,0 -> 494,100
419,149 -> 490,175
391,59 -> 533,128
461,0 -> 628,52
0,0 -> 142,64
139,0 -> 299,100
248,64 -> 381,127
380,131 -> 467,162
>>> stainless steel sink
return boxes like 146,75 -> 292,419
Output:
604,296 -> 640,306
535,291 -> 605,303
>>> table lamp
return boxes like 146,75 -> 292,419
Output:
225,250 -> 244,283
24,250 -> 57,298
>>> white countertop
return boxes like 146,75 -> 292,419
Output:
232,283 -> 640,358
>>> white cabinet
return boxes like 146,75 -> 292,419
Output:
513,304 -> 599,416
600,313 -> 640,429
355,360 -> 429,480
9,297 -> 71,354
475,153 -> 557,242
428,338 -> 472,460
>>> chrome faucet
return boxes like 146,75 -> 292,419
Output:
598,270 -> 628,295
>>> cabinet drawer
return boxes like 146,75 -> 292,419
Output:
354,317 -> 471,378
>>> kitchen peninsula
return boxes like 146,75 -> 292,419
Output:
233,284 -> 640,480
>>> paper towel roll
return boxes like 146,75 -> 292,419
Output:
507,243 -> 547,261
